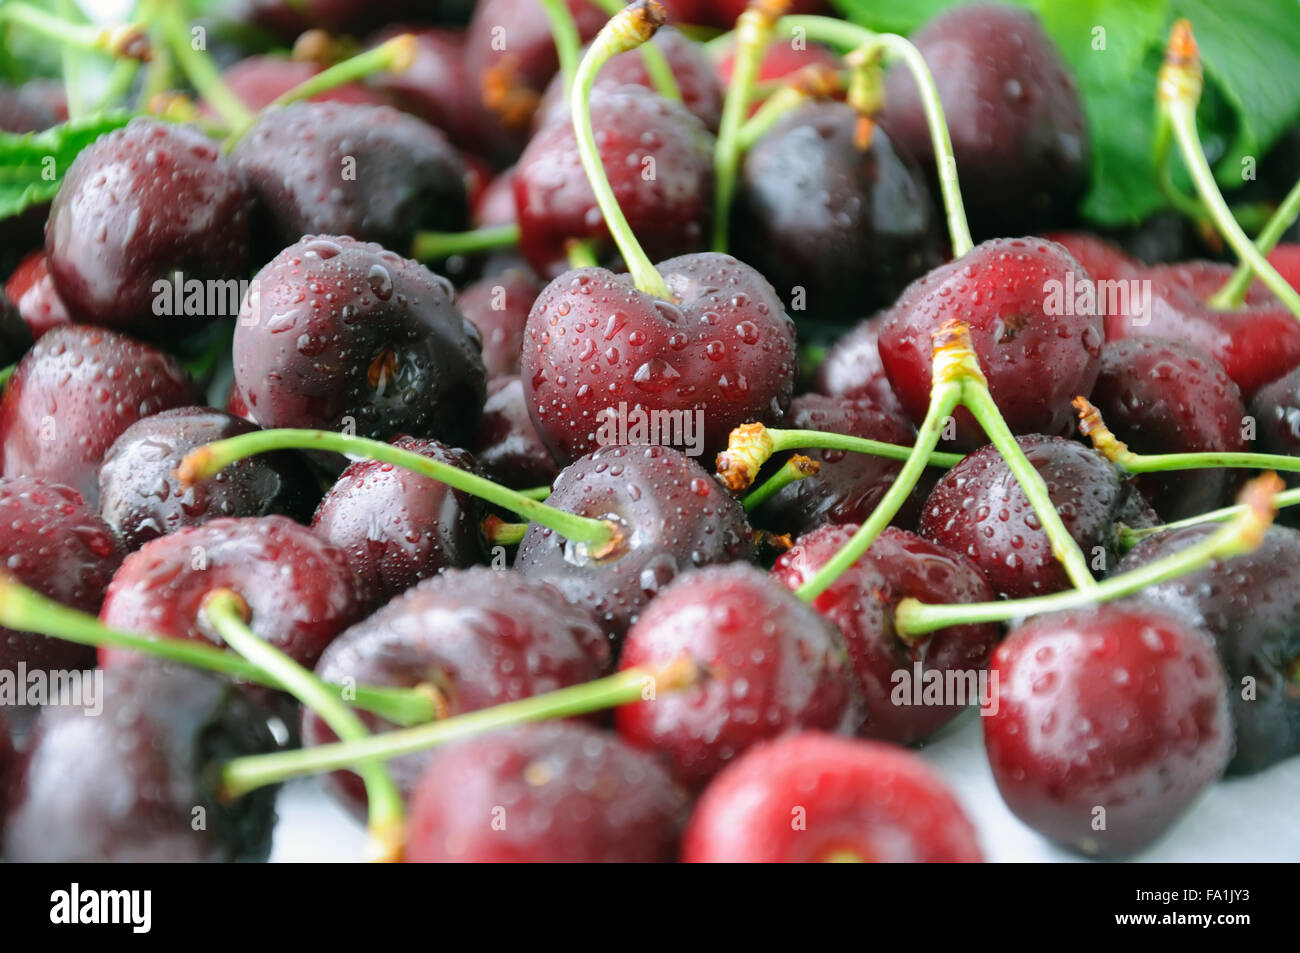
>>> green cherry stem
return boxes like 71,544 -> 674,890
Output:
712,0 -> 786,252
0,4 -> 150,61
1210,176 -> 1300,311
0,573 -> 438,727
0,364 -> 15,389
219,656 -> 701,797
571,0 -> 673,299
741,454 -> 819,511
792,324 -> 970,603
410,223 -> 521,262
483,515 -> 529,546
201,589 -> 406,863
778,16 -> 973,257
269,34 -> 415,110
1118,485 -> 1300,550
1159,20 -> 1300,321
518,485 -> 553,500
539,0 -> 582,94
566,238 -> 601,269
590,0 -> 682,101
155,1 -> 252,133
178,428 -> 623,555
895,473 -> 1281,637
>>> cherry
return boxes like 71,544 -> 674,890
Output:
615,562 -> 860,789
233,102 -> 469,256
98,516 -> 367,673
0,81 -> 59,132
1089,339 -> 1248,521
877,238 -> 1104,450
472,376 -> 561,488
0,325 -> 198,506
0,289 -> 32,366
311,436 -> 484,604
714,37 -> 842,114
917,435 -> 1155,599
514,86 -> 715,278
682,732 -> 983,862
2,660 -> 278,862
45,119 -> 252,331
535,27 -> 724,133
984,604 -> 1232,857
305,567 -> 610,814
5,251 -> 71,340
1116,525 -> 1300,774
232,235 -> 487,452
218,54 -> 390,111
1043,231 -> 1142,284
522,256 -> 796,464
406,721 -> 688,862
772,524 -> 999,744
748,393 -> 928,537
97,407 -> 318,552
0,476 -> 123,676
814,312 -> 905,417
731,102 -> 943,323
474,165 -> 520,228
1267,243 -> 1300,291
368,28 -> 482,150
457,266 -> 541,378
881,3 -> 1088,239
1249,365 -> 1300,525
513,444 -> 755,639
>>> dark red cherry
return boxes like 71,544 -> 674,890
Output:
1249,365 -> 1300,526
772,525 -> 999,744
0,325 -> 198,506
918,435 -> 1155,599
984,604 -> 1232,857
368,28 -> 481,150
878,238 -> 1104,450
1266,243 -> 1300,291
217,54 -> 389,112
98,407 -> 318,552
616,563 -> 860,789
683,732 -> 983,862
233,236 -> 487,451
231,0 -> 429,39
0,81 -> 59,132
522,255 -> 796,464
5,251 -> 71,340
1090,339 -> 1248,520
306,567 -> 609,814
0,477 -> 123,676
310,436 -> 484,604
1116,525 -> 1300,774
732,102 -> 943,323
232,102 -> 468,256
514,86 -> 714,278
474,165 -> 519,228
680,0 -> 828,32
881,3 -> 1088,239
514,444 -> 755,639
3,660 -> 278,862
814,312 -> 906,417
749,393 -> 929,537
472,376 -> 560,488
45,118 -> 252,331
1043,231 -> 1142,284
406,721 -> 688,862
457,266 -> 541,378
98,515 -> 367,672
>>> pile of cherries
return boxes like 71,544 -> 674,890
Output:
0,0 -> 1295,864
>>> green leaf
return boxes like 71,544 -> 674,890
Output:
830,0 -> 1300,226
0,112 -> 133,220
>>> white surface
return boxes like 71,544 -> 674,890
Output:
270,712 -> 1300,862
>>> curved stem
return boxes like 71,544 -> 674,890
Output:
741,453 -> 819,511
1210,177 -> 1300,310
155,2 -> 251,133
1118,485 -> 1300,550
570,0 -> 673,299
410,223 -> 521,262
0,573 -> 437,726
1118,450 -> 1300,475
712,0 -> 785,252
178,428 -> 621,553
268,34 -> 414,109
539,0 -> 582,95
220,657 -> 700,797
0,4 -> 148,61
1159,21 -> 1300,321
896,474 -> 1279,636
202,590 -> 405,862
590,0 -> 682,101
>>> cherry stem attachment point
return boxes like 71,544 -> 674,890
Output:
741,453 -> 819,511
177,428 -> 623,555
1210,176 -> 1300,311
1159,20 -> 1300,322
218,656 -> 701,797
201,589 -> 406,863
895,472 -> 1282,637
570,0 -> 674,299
589,0 -> 683,101
410,223 -> 521,262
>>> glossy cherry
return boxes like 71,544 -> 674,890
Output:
984,604 -> 1232,857
773,525 -> 999,744
522,256 -> 796,464
878,238 -> 1104,450
0,325 -> 198,506
406,721 -> 688,862
368,27 -> 482,150
682,732 -> 983,862
472,376 -> 561,488
5,251 -> 71,340
514,444 -> 755,639
814,312 -> 906,417
306,567 -> 610,814
616,562 -> 860,789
